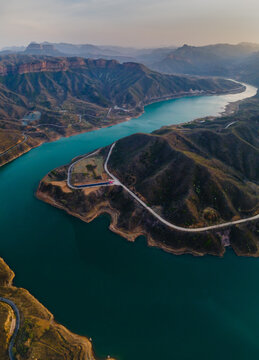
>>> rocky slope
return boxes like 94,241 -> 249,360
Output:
37,97 -> 259,257
0,54 -> 242,109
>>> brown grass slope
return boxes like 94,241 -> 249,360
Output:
0,257 -> 100,360
0,54 -> 243,167
37,100 -> 259,257
109,128 -> 259,226
0,55 -> 242,118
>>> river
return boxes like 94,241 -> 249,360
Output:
0,83 -> 258,360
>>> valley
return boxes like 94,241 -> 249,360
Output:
0,54 -> 244,167
2,0 -> 259,356
37,83 -> 259,257
0,41 -> 259,360
0,81 -> 256,360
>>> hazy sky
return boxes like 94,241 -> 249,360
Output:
1,0 -> 259,48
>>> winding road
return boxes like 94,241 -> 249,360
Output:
104,143 -> 259,233
0,297 -> 20,360
67,150 -> 115,189
0,133 -> 28,157
67,142 -> 259,233
225,121 -> 237,129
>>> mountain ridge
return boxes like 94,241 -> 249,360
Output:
0,53 -> 243,167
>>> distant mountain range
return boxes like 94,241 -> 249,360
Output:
0,53 -> 242,167
150,43 -> 259,81
3,41 -> 259,81
0,54 -> 240,120
0,42 -> 177,64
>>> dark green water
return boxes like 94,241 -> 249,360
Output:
0,85 -> 258,360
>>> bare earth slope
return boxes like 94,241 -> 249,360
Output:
0,54 -> 243,167
37,97 -> 259,257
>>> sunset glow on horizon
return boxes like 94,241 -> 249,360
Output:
1,0 -> 259,48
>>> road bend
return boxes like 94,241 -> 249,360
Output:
0,133 -> 28,157
104,142 -> 259,233
0,297 -> 20,360
67,149 -> 115,190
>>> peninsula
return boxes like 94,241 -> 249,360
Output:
37,94 -> 259,257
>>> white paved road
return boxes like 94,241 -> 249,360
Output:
104,142 -> 259,233
67,150 -> 100,189
225,121 -> 237,129
67,149 -> 116,190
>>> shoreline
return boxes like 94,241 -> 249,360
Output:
36,152 -> 259,258
36,186 -> 225,258
35,79 -> 259,258
0,83 -> 249,168
0,256 -> 105,360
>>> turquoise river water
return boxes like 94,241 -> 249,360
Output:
0,84 -> 258,360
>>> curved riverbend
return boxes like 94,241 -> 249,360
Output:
0,298 -> 20,360
0,81 -> 257,360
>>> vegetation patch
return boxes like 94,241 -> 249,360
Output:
71,154 -> 108,185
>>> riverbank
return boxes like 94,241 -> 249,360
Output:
0,257 -> 104,360
220,81 -> 257,116
36,83 -> 259,258
1,80 -> 259,360
0,83 -> 247,168
37,186 -> 218,257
